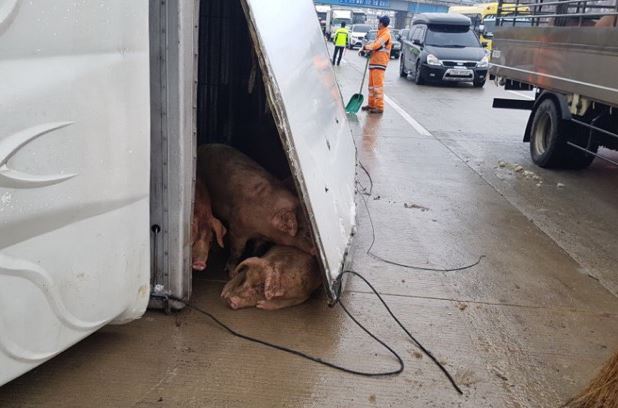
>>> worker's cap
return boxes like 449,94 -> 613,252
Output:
378,15 -> 390,26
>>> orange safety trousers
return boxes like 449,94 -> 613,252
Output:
368,68 -> 385,110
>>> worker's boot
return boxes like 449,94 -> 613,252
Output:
361,105 -> 372,111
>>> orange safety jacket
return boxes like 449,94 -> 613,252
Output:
365,27 -> 392,70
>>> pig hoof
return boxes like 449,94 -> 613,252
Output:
192,261 -> 206,271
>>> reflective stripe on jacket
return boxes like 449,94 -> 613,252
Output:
366,27 -> 392,69
334,28 -> 349,47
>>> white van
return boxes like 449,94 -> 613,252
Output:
0,0 -> 356,385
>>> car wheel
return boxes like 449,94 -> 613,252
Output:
473,78 -> 486,88
399,57 -> 406,78
414,63 -> 425,85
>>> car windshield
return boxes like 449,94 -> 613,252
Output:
365,31 -> 377,40
352,24 -> 372,33
425,25 -> 480,48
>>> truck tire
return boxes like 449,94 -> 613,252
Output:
529,98 -> 598,169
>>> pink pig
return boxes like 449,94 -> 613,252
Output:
197,144 -> 316,276
220,245 -> 322,310
191,178 -> 227,271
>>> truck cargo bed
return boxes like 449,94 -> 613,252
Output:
491,27 -> 618,107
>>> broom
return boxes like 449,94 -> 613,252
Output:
563,349 -> 618,408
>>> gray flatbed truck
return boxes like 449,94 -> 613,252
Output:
489,0 -> 618,169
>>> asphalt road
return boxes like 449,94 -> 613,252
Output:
338,47 -> 618,299
1,45 -> 616,408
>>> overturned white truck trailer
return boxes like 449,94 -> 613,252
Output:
0,0 -> 356,385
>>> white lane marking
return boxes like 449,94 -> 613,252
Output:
384,95 -> 432,137
508,90 -> 535,100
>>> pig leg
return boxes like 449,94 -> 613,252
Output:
225,230 -> 249,278
256,297 -> 308,311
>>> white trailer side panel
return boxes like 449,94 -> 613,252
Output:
0,0 -> 150,385
243,0 -> 357,298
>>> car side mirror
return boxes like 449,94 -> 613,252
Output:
476,24 -> 485,34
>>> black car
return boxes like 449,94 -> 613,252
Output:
399,13 -> 489,87
390,29 -> 402,59
360,29 -> 402,59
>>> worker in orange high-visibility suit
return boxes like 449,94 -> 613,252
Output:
362,16 -> 392,114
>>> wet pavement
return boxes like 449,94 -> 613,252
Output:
1,48 -> 617,407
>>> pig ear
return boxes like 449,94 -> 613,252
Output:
210,217 -> 227,248
233,257 -> 266,276
272,209 -> 298,237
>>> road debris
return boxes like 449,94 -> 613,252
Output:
404,202 -> 429,211
557,182 -> 565,189
457,303 -> 468,311
496,160 -> 546,186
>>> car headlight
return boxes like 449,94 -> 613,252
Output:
477,55 -> 489,68
426,54 -> 441,66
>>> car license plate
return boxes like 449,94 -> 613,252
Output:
451,69 -> 471,76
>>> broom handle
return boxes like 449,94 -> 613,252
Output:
359,53 -> 370,94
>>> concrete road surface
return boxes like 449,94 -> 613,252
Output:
1,47 -> 617,408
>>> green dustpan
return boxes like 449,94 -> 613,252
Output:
345,55 -> 370,114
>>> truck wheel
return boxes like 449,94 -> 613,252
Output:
399,57 -> 406,78
529,99 -> 598,169
530,99 -> 567,168
414,63 -> 425,85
